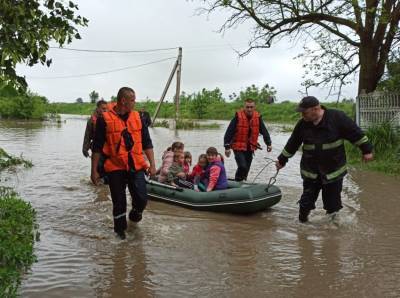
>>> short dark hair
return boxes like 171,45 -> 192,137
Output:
96,99 -> 107,107
184,151 -> 192,159
198,154 -> 207,162
206,147 -> 218,156
171,141 -> 184,151
117,87 -> 135,102
245,98 -> 255,103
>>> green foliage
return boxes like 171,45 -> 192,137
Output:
89,91 -> 99,104
346,122 -> 400,175
229,84 -> 276,104
48,86 -> 356,124
0,0 -> 88,90
0,187 -> 37,297
378,59 -> 400,92
0,148 -> 37,297
0,148 -> 33,171
48,102 -> 95,115
152,119 -> 220,129
0,82 -> 48,120
187,88 -> 225,119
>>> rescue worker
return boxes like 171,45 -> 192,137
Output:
82,99 -> 108,158
91,87 -> 156,240
275,96 -> 374,222
224,98 -> 272,181
139,107 -> 152,127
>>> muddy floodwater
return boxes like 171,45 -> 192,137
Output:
1,115 -> 399,297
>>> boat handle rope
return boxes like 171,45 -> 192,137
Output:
252,157 -> 280,190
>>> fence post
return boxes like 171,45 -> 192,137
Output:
356,95 -> 360,126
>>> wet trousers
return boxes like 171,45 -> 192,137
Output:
107,170 -> 147,233
234,150 -> 253,181
299,177 -> 343,214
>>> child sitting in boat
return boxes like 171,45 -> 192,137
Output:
203,147 -> 228,192
167,151 -> 193,189
189,154 -> 208,191
157,141 -> 184,183
183,151 -> 192,175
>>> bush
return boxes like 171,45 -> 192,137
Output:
346,122 -> 400,175
0,95 -> 47,120
0,148 -> 36,296
0,187 -> 38,297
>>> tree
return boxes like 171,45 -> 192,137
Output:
199,0 -> 400,95
0,0 -> 88,90
89,90 -> 99,104
76,97 -> 83,104
189,88 -> 224,118
236,84 -> 276,104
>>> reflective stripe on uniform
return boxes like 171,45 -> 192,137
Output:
354,136 -> 369,146
301,169 -> 318,179
326,165 -> 347,180
322,139 -> 344,150
303,144 -> 315,150
114,213 -> 126,219
282,148 -> 294,158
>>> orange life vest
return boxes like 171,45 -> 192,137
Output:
231,109 -> 260,151
102,110 -> 149,172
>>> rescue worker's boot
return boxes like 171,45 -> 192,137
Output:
129,209 -> 142,223
299,207 -> 310,223
116,230 -> 126,240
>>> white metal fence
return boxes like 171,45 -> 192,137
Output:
356,92 -> 400,130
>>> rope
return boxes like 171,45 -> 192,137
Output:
251,157 -> 280,190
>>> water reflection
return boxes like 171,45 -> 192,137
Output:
93,228 -> 154,297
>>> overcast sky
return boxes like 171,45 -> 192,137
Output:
17,0 -> 358,103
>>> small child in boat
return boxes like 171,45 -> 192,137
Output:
189,154 -> 208,191
158,141 -> 184,183
203,147 -> 228,192
217,153 -> 225,164
167,151 -> 193,189
183,151 -> 192,175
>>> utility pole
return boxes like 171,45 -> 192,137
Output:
151,47 -> 182,126
175,47 -> 182,122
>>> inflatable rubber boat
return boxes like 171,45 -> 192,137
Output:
146,179 -> 281,214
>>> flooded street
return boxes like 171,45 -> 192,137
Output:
1,115 -> 400,297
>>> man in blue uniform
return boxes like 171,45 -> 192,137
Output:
276,96 -> 374,222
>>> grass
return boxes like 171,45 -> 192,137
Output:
152,119 -> 220,129
346,122 -> 400,175
0,148 -> 37,297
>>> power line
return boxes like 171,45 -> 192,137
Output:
28,57 -> 177,79
49,46 -> 179,53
